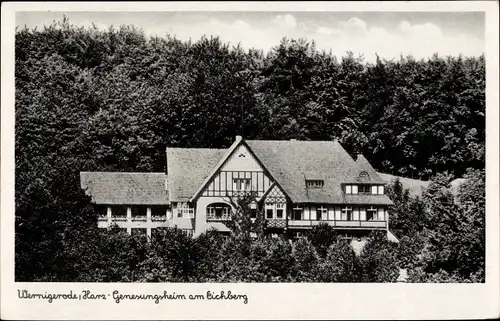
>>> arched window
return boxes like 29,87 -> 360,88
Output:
206,203 -> 232,221
359,171 -> 369,178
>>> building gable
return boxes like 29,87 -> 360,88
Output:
190,137 -> 291,202
260,183 -> 287,203
197,141 -> 276,199
220,143 -> 263,172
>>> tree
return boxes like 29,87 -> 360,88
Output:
306,222 -> 339,257
225,194 -> 266,239
385,178 -> 427,238
315,240 -> 361,282
291,238 -> 320,281
358,231 -> 399,282
136,227 -> 195,282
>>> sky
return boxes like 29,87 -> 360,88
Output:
16,11 -> 485,62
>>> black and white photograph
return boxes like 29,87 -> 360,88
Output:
1,1 -> 499,320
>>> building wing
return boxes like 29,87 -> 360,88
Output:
80,172 -> 169,205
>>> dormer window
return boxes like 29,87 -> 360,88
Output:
359,185 -> 371,194
346,184 -> 384,195
371,185 -> 384,195
306,179 -> 324,188
345,184 -> 358,194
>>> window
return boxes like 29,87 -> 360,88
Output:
111,205 -> 127,217
359,171 -> 369,178
292,208 -> 303,220
317,206 -> 328,220
151,205 -> 167,217
233,178 -> 251,191
131,206 -> 147,217
266,203 -> 274,219
206,203 -> 232,221
96,205 -> 107,216
276,203 -> 284,219
367,207 -> 377,221
178,203 -> 194,218
377,208 -> 385,220
250,208 -> 257,219
182,229 -> 194,237
341,206 -> 353,221
306,180 -> 324,188
359,185 -> 371,194
265,203 -> 286,219
345,184 -> 358,194
370,185 -> 384,195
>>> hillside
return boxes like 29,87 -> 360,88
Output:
378,172 -> 466,197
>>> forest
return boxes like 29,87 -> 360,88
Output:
14,19 -> 485,282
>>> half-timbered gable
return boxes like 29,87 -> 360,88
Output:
200,143 -> 274,198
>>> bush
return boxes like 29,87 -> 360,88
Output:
136,227 -> 194,282
359,231 -> 399,282
315,240 -> 361,282
291,238 -> 320,281
306,223 -> 338,257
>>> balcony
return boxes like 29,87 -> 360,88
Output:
151,216 -> 167,222
207,213 -> 232,221
111,216 -> 127,222
288,219 -> 386,229
131,216 -> 147,222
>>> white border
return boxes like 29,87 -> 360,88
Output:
2,1 -> 499,320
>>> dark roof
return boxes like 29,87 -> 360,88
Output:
344,154 -> 386,184
246,139 -> 380,204
190,138 -> 242,201
166,147 -> 227,202
80,172 -> 169,205
166,139 -> 394,206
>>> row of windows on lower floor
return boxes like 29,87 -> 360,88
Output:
97,205 -> 169,217
99,204 -> 386,222
204,203 -> 387,221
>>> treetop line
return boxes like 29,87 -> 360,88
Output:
14,20 -> 485,283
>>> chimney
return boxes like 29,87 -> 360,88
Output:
356,153 -> 364,161
235,135 -> 242,142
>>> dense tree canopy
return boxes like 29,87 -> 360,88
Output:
14,19 -> 485,282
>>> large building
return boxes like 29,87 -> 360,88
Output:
80,136 -> 399,241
